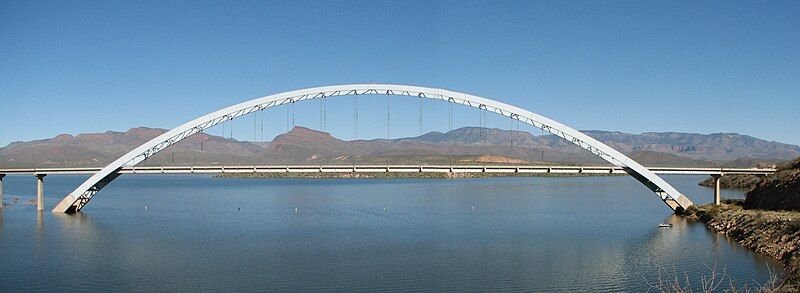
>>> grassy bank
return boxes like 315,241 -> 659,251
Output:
685,201 -> 800,291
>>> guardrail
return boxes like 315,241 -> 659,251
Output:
0,165 -> 778,176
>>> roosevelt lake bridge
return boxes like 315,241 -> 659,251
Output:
0,84 -> 779,214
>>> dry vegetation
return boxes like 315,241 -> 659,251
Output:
647,264 -> 782,292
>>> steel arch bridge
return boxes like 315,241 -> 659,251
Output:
53,84 -> 695,213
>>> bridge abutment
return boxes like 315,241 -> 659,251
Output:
35,174 -> 46,212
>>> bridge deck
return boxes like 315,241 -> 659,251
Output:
0,165 -> 777,176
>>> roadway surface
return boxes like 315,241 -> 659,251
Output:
0,165 -> 777,176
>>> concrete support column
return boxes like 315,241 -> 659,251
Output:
0,174 -> 5,209
35,174 -> 46,212
712,174 -> 722,205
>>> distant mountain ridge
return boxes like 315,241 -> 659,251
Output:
579,130 -> 800,161
0,126 -> 797,168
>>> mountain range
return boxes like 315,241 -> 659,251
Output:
1,126 -> 798,168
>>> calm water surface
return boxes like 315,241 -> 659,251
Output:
0,175 -> 783,291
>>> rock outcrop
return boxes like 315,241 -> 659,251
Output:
744,158 -> 800,211
699,174 -> 765,190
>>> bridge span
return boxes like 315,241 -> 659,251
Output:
0,165 -> 777,176
0,165 -> 775,213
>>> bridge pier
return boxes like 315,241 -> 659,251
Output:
35,174 -> 46,212
711,174 -> 722,205
0,174 -> 5,208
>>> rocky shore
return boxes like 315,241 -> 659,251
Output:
685,202 -> 800,291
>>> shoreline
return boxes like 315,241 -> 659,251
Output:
684,201 -> 800,291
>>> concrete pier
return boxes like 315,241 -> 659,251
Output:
0,174 -> 4,208
712,174 -> 722,205
35,174 -> 46,212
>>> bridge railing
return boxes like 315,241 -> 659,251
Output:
0,165 -> 778,175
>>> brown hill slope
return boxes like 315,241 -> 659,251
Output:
579,131 -> 800,162
253,126 -> 602,165
0,127 -> 262,167
1,126 -> 795,167
744,157 -> 800,211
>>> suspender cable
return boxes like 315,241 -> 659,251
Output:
419,97 -> 423,136
480,109 -> 485,140
253,112 -> 257,142
387,94 -> 390,165
353,94 -> 358,164
511,115 -> 517,149
354,95 -> 358,140
448,101 -> 453,166
260,109 -> 264,142
448,102 -> 453,132
286,100 -> 295,132
387,95 -> 390,140
286,103 -> 290,133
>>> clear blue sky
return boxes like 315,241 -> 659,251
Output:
2,0 -> 799,147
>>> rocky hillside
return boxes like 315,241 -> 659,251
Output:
744,158 -> 800,211
410,127 -> 800,163
1,126 -> 797,168
579,131 -> 800,162
253,126 -> 607,165
0,127 -> 262,167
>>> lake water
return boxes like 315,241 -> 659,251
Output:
0,174 -> 783,291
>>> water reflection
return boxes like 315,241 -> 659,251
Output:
36,211 -> 44,240
0,175 -> 785,291
632,214 -> 783,287
53,211 -> 94,229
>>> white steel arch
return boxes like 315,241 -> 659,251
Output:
53,84 -> 694,213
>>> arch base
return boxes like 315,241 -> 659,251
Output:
53,195 -> 79,213
668,195 -> 695,214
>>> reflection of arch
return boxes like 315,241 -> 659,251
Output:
53,84 -> 693,213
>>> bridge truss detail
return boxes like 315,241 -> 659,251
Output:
53,84 -> 694,213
